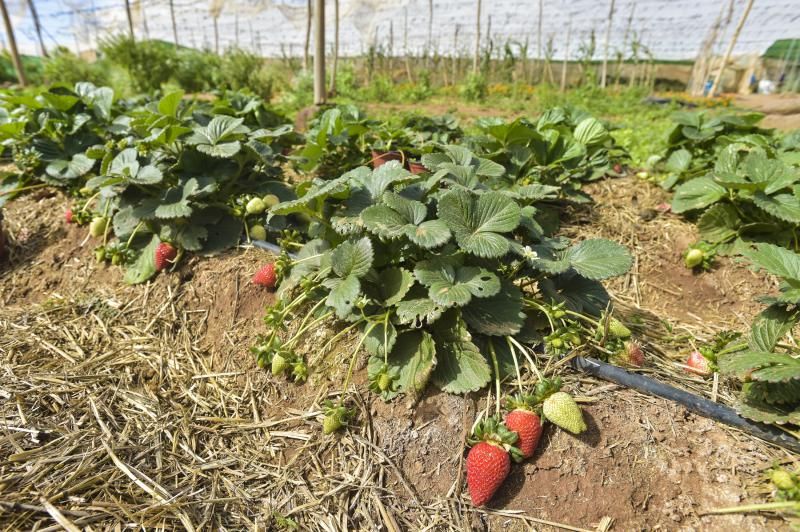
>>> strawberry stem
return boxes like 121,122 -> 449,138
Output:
488,339 -> 501,417
505,336 -> 524,393
708,501 -> 799,514
124,222 -> 144,249
338,322 -> 378,406
508,336 -> 543,381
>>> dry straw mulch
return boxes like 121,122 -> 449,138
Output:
0,291 -> 580,531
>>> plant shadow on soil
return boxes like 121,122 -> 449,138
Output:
0,183 -> 792,530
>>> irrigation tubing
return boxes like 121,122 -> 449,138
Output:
247,237 -> 800,453
571,356 -> 800,454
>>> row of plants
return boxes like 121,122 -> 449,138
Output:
644,110 -> 800,264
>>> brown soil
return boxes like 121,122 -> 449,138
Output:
0,187 -> 794,530
576,176 -> 776,332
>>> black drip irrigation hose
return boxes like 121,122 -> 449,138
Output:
571,356 -> 800,454
248,238 -> 299,259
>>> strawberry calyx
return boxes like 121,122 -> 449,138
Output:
532,376 -> 563,404
468,416 -> 523,462
504,393 -> 540,416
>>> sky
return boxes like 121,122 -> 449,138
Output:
3,0 -> 799,61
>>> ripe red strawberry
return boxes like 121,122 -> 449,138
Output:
65,209 -> 74,224
685,350 -> 711,376
252,263 -> 277,289
504,409 -> 542,459
613,163 -> 623,174
466,441 -> 511,506
154,242 -> 177,271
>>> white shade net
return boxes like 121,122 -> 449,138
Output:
4,0 -> 799,61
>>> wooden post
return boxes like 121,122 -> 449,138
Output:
404,7 -> 414,83
235,14 -> 239,47
427,0 -> 433,68
329,0 -> 339,94
452,24 -> 460,84
709,0 -> 755,96
0,0 -> 26,86
536,0 -> 543,82
169,0 -> 179,46
213,15 -> 220,54
304,0 -> 312,72
124,0 -> 135,40
27,0 -> 47,57
140,0 -> 150,40
472,0 -> 481,74
600,0 -> 615,88
688,0 -> 729,95
560,18 -> 572,92
313,0 -> 326,105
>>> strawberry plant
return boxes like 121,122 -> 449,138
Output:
294,105 -> 374,174
717,244 -> 800,425
0,82 -> 115,206
254,150 -> 632,404
671,143 -> 800,253
465,107 -> 626,201
658,110 -> 772,190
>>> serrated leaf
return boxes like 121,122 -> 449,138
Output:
124,235 -> 159,285
573,117 -> 607,145
414,261 -> 500,307
45,153 -> 94,180
752,193 -> 800,223
395,298 -> 444,326
749,305 -> 799,352
438,189 -> 521,258
461,280 -> 525,336
200,211 -> 242,255
564,239 -> 632,280
376,267 -> 414,306
741,243 -> 800,282
388,331 -> 437,399
671,176 -> 726,213
363,320 -> 397,358
719,351 -> 800,383
697,203 -> 740,243
431,313 -> 490,393
332,237 -> 373,278
325,274 -> 361,318
158,90 -> 184,117
665,148 -> 692,173
112,205 -> 140,238
197,141 -> 241,158
735,392 -> 800,425
539,272 -> 610,315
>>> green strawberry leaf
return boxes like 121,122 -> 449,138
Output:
388,330 -> 437,399
438,189 -> 521,258
431,312 -> 490,393
697,203 -> 740,243
415,259 -> 500,307
671,176 -> 726,213
749,305 -> 799,352
124,235 -> 160,285
462,280 -> 525,336
564,239 -> 632,280
332,237 -> 373,278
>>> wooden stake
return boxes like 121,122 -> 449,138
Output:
600,0 -> 615,88
304,0 -> 312,72
0,0 -> 26,85
313,0 -> 326,105
536,0 -> 543,82
124,0 -> 135,40
709,0 -> 754,96
169,0 -> 179,47
213,15 -> 219,54
26,0 -> 47,57
472,0 -> 481,74
452,24 -> 460,84
427,0 -> 434,68
560,18 -> 571,92
329,0 -> 339,94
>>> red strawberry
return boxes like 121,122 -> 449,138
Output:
252,263 -> 277,289
466,442 -> 511,506
65,209 -> 74,224
613,163 -> 623,174
504,409 -> 542,459
154,242 -> 177,271
685,350 -> 711,376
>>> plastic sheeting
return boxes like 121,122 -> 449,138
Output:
5,0 -> 800,61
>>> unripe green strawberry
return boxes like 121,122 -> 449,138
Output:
323,414 -> 342,434
271,352 -> 289,375
249,224 -> 267,241
550,337 -> 563,348
89,217 -> 108,238
94,247 -> 106,262
246,197 -> 266,214
684,248 -> 704,269
543,392 -> 587,434
607,318 -> 631,339
772,469 -> 795,490
262,194 -> 281,208
378,373 -> 392,392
